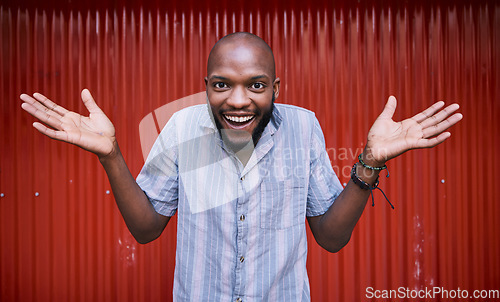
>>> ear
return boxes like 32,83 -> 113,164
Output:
273,77 -> 280,99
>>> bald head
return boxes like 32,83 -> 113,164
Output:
207,32 -> 276,79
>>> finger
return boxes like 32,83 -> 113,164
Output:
419,103 -> 460,129
411,101 -> 445,123
32,92 -> 69,116
32,121 -> 69,142
20,93 -> 59,115
378,95 -> 397,119
20,93 -> 61,118
422,113 -> 463,138
20,93 -> 37,104
21,100 -> 64,130
415,132 -> 452,149
81,89 -> 102,114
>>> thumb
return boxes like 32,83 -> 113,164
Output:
378,95 -> 397,119
81,89 -> 102,114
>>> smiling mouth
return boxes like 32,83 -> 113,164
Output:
222,114 -> 256,130
223,114 -> 255,123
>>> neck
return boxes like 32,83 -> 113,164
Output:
233,140 -> 254,166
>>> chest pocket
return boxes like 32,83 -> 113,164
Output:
260,179 -> 307,229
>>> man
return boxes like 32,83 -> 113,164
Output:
20,32 -> 462,301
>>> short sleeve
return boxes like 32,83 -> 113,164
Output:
306,116 -> 343,217
136,116 -> 180,217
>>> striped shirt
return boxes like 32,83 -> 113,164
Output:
136,103 -> 343,301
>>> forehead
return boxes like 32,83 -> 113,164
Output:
207,41 -> 275,79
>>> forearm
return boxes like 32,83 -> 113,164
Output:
310,155 -> 382,252
99,141 -> 169,244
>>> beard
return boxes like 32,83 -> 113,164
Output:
213,94 -> 275,153
251,97 -> 274,144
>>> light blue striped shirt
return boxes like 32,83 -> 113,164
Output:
137,103 -> 343,301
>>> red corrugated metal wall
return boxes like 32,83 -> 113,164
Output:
1,0 -> 499,301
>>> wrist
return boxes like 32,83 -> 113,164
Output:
360,147 -> 388,168
356,148 -> 389,184
355,162 -> 380,185
98,140 -> 121,164
350,163 -> 395,209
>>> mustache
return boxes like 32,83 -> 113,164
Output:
219,109 -> 260,115
218,94 -> 275,116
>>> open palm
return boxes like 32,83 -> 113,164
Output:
20,89 -> 116,158
365,96 -> 463,165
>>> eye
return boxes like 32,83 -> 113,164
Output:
250,82 -> 266,90
213,82 -> 228,89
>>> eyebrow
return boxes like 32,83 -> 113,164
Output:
209,75 -> 229,81
250,75 -> 269,81
209,74 -> 270,82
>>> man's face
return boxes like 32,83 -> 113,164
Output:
205,42 -> 280,150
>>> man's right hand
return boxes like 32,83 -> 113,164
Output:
21,88 -> 170,243
20,89 -> 116,159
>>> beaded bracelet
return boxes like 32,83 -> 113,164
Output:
350,163 -> 394,209
358,154 -> 389,177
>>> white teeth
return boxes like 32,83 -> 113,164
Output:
224,115 -> 254,123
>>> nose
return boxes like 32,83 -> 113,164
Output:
226,85 -> 251,109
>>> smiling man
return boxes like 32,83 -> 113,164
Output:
20,32 -> 462,301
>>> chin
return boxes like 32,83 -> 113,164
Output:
219,128 -> 253,151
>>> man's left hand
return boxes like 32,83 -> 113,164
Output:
363,96 -> 463,166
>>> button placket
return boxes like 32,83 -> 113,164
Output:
234,171 -> 248,299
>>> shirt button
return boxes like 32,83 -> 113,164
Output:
240,256 -> 245,263
236,298 -> 242,302
240,214 -> 245,221
240,176 -> 245,181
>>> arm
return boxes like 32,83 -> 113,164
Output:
308,96 -> 463,253
20,89 -> 169,244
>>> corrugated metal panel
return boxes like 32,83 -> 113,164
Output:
1,1 -> 498,301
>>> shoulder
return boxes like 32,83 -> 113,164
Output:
272,103 -> 322,146
157,104 -> 213,144
166,104 -> 212,130
274,103 -> 318,127
274,103 -> 315,116
171,104 -> 209,120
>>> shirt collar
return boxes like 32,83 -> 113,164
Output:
268,103 -> 282,136
200,101 -> 217,131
